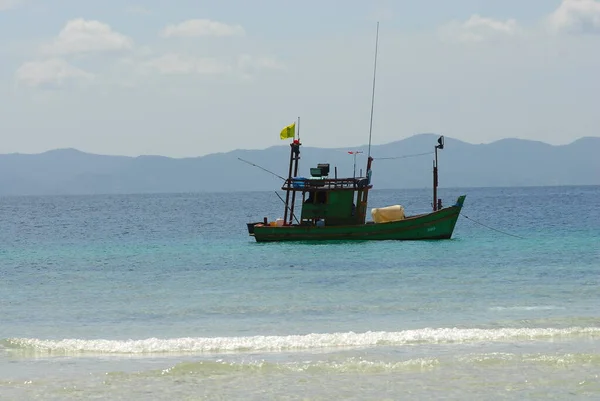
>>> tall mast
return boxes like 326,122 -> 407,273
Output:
359,22 -> 380,224
283,118 -> 300,225
288,116 -> 301,225
367,21 -> 379,160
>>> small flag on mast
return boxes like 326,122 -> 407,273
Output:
280,122 -> 296,140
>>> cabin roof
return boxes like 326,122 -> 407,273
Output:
283,176 -> 372,192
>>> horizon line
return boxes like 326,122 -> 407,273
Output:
1,183 -> 598,199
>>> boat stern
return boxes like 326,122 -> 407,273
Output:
246,222 -> 263,235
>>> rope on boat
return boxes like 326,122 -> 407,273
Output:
460,213 -> 525,239
374,151 -> 434,160
274,191 -> 300,225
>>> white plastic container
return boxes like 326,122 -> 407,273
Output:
275,218 -> 285,227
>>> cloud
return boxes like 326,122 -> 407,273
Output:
122,53 -> 285,81
142,53 -> 232,75
42,19 -> 133,55
439,14 -> 519,43
15,58 -> 94,87
14,16 -> 279,89
235,54 -> 286,81
160,19 -> 245,38
0,0 -> 21,11
547,0 -> 600,34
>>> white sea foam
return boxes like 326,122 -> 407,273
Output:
157,357 -> 441,376
489,306 -> 566,311
6,327 -> 600,355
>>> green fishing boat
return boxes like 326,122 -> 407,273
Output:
246,135 -> 466,242
246,22 -> 466,242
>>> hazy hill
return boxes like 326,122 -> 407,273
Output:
0,134 -> 598,196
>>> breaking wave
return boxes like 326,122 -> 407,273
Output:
4,326 -> 600,355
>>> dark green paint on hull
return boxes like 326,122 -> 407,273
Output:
251,195 -> 466,242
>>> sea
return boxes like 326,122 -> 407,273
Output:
0,185 -> 599,400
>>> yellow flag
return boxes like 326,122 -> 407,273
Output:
280,122 -> 295,140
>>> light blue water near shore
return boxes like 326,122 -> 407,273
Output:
1,186 -> 599,400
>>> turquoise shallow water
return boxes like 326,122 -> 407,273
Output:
1,186 -> 599,400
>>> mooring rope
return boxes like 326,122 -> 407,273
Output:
460,213 -> 525,239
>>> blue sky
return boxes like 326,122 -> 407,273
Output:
1,0 -> 599,157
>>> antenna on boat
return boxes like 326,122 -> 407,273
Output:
367,21 -> 380,160
433,135 -> 444,211
348,150 -> 363,179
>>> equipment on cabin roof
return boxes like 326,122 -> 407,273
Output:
310,163 -> 330,177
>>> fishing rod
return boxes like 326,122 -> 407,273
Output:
237,158 -> 287,181
237,157 -> 300,224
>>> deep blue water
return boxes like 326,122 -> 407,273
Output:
1,186 -> 599,400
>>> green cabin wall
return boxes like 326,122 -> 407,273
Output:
300,190 -> 363,226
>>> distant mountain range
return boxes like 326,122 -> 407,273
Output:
0,134 -> 598,196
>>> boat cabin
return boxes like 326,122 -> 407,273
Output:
283,158 -> 373,227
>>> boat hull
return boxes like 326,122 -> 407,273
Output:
250,195 -> 466,242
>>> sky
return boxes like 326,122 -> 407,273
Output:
1,0 -> 599,157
